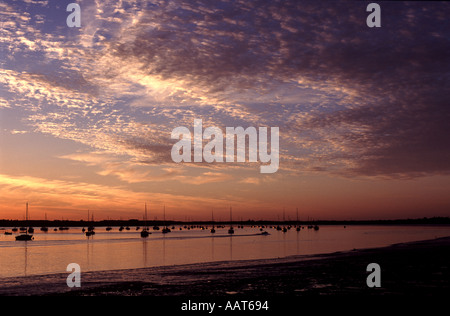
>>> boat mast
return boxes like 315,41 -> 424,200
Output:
145,202 -> 148,229
228,206 -> 234,234
25,202 -> 28,236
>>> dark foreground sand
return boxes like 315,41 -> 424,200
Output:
1,236 -> 449,297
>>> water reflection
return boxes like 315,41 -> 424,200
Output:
86,235 -> 94,268
23,241 -> 29,276
1,225 -> 450,278
211,234 -> 215,261
162,235 -> 166,266
229,235 -> 233,260
142,239 -> 148,267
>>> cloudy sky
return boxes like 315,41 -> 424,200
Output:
0,0 -> 449,221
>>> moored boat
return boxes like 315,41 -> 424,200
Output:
15,202 -> 33,241
141,203 -> 151,238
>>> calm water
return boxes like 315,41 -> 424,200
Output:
1,225 -> 449,278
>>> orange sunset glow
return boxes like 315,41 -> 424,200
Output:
1,0 -> 449,222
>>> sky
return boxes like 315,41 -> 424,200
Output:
0,0 -> 449,221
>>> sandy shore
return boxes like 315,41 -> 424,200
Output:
1,236 -> 449,297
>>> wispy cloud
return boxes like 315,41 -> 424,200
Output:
1,0 -> 449,190
0,172 -> 242,219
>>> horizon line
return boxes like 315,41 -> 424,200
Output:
1,216 -> 449,226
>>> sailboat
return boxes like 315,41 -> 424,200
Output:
228,207 -> 234,234
106,217 -> 112,231
16,202 -> 33,241
40,213 -> 49,232
161,205 -> 171,234
296,208 -> 301,231
282,208 -> 287,232
210,209 -> 216,233
85,210 -> 95,236
141,203 -> 151,238
85,230 -> 95,236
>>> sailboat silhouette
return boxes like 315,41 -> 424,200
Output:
161,205 -> 171,234
16,202 -> 33,241
210,209 -> 216,233
40,213 -> 48,232
85,210 -> 95,236
141,203 -> 151,238
228,207 -> 234,234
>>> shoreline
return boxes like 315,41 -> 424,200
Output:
1,236 -> 449,296
2,217 -> 450,228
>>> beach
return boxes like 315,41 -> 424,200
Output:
1,236 -> 449,297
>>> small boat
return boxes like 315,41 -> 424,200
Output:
161,205 -> 171,234
141,203 -> 151,238
119,226 -> 124,231
16,202 -> 33,241
15,234 -> 33,241
314,225 -> 319,231
281,208 -> 287,232
260,231 -> 269,235
12,227 -> 18,232
85,210 -> 95,236
106,226 -> 112,231
28,227 -> 34,234
210,209 -> 216,233
228,207 -> 234,234
4,231 -> 12,235
41,213 -> 49,232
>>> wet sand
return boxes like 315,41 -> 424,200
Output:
1,236 -> 449,297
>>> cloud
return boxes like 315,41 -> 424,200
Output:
60,150 -> 235,184
176,171 -> 233,185
1,0 -> 449,181
0,172 -> 239,218
239,177 -> 261,185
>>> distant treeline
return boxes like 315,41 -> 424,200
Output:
0,217 -> 449,228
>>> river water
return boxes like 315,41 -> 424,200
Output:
1,224 -> 450,278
